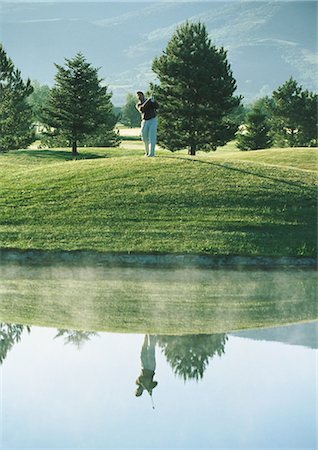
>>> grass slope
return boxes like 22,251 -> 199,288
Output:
1,144 -> 317,257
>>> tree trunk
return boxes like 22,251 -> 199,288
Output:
72,140 -> 78,155
290,129 -> 296,147
188,145 -> 196,156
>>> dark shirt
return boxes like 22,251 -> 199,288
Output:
136,98 -> 159,121
136,369 -> 158,394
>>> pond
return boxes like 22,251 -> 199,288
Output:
0,264 -> 316,333
0,264 -> 317,449
0,322 -> 317,449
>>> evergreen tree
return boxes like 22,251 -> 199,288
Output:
237,106 -> 273,151
252,96 -> 274,119
152,21 -> 241,155
44,53 -> 117,155
271,77 -> 317,147
121,92 -> 141,128
157,334 -> 228,381
79,97 -> 120,147
54,329 -> 98,349
27,80 -> 51,123
0,323 -> 31,364
0,44 -> 34,152
228,104 -> 250,128
80,119 -> 120,147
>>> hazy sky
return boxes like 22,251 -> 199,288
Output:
1,1 -> 316,105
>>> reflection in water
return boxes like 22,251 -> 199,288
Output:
0,322 -> 316,395
54,329 -> 99,349
0,324 -> 98,364
134,332 -> 228,404
0,323 -> 228,388
0,323 -> 30,364
157,334 -> 228,381
1,322 -> 315,449
135,335 -> 158,405
1,265 -> 316,335
233,321 -> 318,348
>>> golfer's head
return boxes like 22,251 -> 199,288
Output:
136,91 -> 145,102
135,385 -> 144,397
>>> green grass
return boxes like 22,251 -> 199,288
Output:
210,146 -> 317,171
0,265 -> 316,334
0,143 -> 317,257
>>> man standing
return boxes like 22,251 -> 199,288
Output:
136,91 -> 159,157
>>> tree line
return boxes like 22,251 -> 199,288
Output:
1,21 -> 317,155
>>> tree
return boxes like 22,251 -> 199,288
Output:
79,101 -> 120,148
271,78 -> 318,147
27,80 -> 51,123
0,44 -> 34,152
157,333 -> 228,381
121,93 -> 141,128
152,21 -> 241,155
0,323 -> 31,364
228,104 -> 250,128
44,52 -> 117,155
252,96 -> 274,119
236,105 -> 273,151
54,329 -> 98,349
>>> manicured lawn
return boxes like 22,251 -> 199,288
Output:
210,146 -> 317,171
0,143 -> 317,257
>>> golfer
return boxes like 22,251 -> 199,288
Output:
135,335 -> 158,401
136,91 -> 159,157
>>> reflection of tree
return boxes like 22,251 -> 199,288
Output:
54,329 -> 98,349
157,334 -> 228,381
0,323 -> 31,364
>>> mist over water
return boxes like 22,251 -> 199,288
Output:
0,263 -> 316,334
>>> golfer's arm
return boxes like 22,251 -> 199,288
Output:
140,98 -> 152,112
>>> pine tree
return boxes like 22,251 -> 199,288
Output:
157,334 -> 227,381
27,81 -> 51,123
271,78 -> 317,147
237,106 -> 272,151
152,21 -> 241,155
0,44 -> 34,152
44,53 -> 117,155
80,98 -> 120,147
81,114 -> 120,148
0,323 -> 31,364
121,93 -> 141,128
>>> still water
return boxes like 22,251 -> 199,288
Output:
0,321 -> 317,449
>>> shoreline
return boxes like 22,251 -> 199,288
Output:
0,248 -> 316,268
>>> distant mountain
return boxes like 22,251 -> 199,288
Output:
232,321 -> 318,349
1,1 -> 316,105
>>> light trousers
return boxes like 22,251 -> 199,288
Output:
140,335 -> 156,371
141,116 -> 157,156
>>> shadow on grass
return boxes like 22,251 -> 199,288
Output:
212,223 -> 316,256
20,149 -> 107,161
161,155 -> 316,193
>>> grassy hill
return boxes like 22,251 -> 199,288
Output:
0,142 -> 317,257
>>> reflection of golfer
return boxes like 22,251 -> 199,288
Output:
135,335 -> 158,399
136,91 -> 159,157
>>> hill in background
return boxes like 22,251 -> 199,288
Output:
0,1 -> 317,104
233,321 -> 318,349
